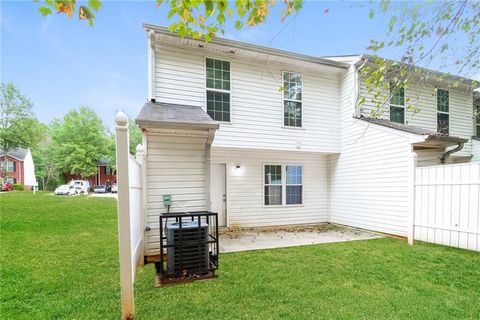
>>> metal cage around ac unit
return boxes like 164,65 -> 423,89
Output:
157,211 -> 219,284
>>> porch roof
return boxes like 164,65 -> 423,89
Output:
354,115 -> 468,147
135,101 -> 220,130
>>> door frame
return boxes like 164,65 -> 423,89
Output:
211,162 -> 228,227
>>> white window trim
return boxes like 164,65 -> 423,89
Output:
0,161 -> 14,173
282,71 -> 304,129
476,106 -> 480,138
263,163 -> 304,207
436,88 -> 450,133
204,57 -> 232,124
389,83 -> 405,124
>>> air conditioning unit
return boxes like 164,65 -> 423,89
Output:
166,220 -> 209,276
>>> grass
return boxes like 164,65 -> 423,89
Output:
1,192 -> 480,319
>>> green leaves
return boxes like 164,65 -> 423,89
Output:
88,0 -> 102,12
34,0 -> 99,26
79,6 -> 95,26
361,1 -> 479,120
0,82 -> 46,178
34,0 -> 304,40
49,107 -> 109,178
38,6 -> 52,16
369,9 -> 374,19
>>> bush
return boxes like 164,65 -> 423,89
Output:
12,184 -> 24,191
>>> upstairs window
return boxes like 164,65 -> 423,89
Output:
283,72 -> 303,127
389,82 -> 405,124
437,89 -> 449,135
476,106 -> 480,138
0,161 -> 14,172
206,58 -> 230,122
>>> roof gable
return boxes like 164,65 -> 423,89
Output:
0,148 -> 28,161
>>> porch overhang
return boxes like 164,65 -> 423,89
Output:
136,101 -> 220,131
413,135 -> 468,149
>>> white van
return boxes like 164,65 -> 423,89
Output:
54,180 -> 90,195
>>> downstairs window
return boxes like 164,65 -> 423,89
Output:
264,164 -> 303,206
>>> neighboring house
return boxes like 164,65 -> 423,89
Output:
64,160 -> 116,187
473,91 -> 480,162
136,24 -> 479,256
0,148 -> 36,189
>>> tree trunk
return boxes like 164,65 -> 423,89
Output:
2,147 -> 9,180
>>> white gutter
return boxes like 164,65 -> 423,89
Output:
143,23 -> 350,70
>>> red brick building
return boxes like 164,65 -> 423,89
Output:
1,148 -> 36,188
64,161 -> 116,187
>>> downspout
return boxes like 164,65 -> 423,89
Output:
441,142 -> 464,164
147,30 -> 156,101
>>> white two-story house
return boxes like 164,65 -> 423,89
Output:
136,24 -> 479,257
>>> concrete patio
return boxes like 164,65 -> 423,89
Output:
220,224 -> 382,253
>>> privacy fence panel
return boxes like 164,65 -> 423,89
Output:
115,112 -> 145,320
128,154 -> 144,279
414,162 -> 480,251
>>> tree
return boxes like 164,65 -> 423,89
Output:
50,107 -> 109,178
128,120 -> 142,155
31,135 -> 61,191
359,1 -> 479,117
34,0 -> 303,41
104,118 -> 142,171
0,82 -> 45,178
34,1 -> 478,120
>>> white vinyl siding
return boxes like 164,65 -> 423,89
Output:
212,148 -> 328,228
144,133 -> 208,256
359,79 -> 474,156
154,43 -> 341,153
331,67 -> 413,236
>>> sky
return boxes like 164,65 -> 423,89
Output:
1,1 -> 476,129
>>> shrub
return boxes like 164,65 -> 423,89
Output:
12,184 -> 24,191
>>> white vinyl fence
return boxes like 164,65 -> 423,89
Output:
413,162 -> 480,251
115,112 -> 145,320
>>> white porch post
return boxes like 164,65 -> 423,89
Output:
115,112 -> 135,320
407,152 -> 417,245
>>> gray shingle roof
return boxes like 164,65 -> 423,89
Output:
354,115 -> 468,144
0,148 -> 28,161
136,101 -> 219,129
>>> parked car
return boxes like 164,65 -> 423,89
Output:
54,180 -> 90,196
2,182 -> 13,192
93,185 -> 107,193
111,183 -> 118,193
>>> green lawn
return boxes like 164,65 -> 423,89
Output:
1,192 -> 479,319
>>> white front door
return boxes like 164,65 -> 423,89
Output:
211,163 -> 226,227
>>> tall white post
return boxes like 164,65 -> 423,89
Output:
115,112 -> 135,320
407,151 -> 417,245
